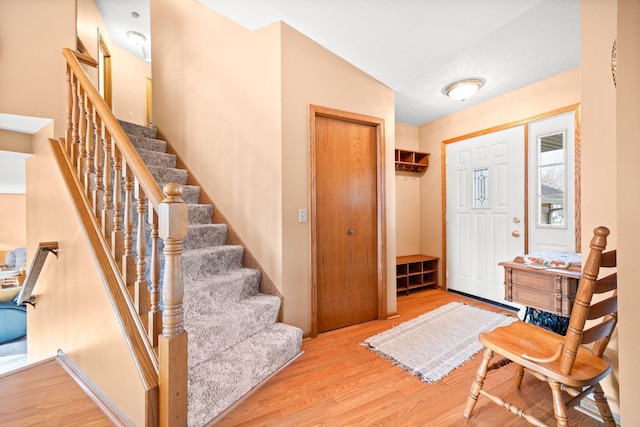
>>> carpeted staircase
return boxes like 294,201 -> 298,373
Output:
118,120 -> 303,426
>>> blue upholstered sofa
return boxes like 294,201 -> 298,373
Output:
0,300 -> 26,344
0,247 -> 28,344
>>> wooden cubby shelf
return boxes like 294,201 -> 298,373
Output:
395,148 -> 430,173
396,255 -> 439,295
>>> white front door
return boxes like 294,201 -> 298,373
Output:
528,112 -> 576,253
446,126 -> 525,304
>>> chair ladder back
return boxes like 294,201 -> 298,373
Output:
595,272 -> 617,293
582,314 -> 617,353
560,226 -> 609,375
600,249 -> 617,268
586,294 -> 617,321
585,250 -> 618,357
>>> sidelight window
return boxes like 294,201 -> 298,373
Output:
536,132 -> 566,227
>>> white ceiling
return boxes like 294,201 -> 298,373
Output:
97,0 -> 580,126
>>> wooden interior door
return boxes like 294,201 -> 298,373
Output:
313,112 -> 380,333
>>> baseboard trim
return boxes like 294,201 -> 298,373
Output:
576,396 -> 621,426
447,290 -> 519,313
56,350 -> 135,427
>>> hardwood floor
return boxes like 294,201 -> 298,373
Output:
0,290 -> 607,426
216,289 -> 604,426
0,358 -> 115,426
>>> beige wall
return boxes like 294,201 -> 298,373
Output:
280,24 -> 397,329
0,130 -> 33,154
111,43 -> 151,127
0,194 -> 26,249
395,123 -> 421,256
0,2 -> 151,422
77,0 -> 151,127
151,0 -> 398,330
26,123 -> 146,425
616,0 -> 640,423
76,0 -> 102,84
418,68 -> 581,281
0,0 -> 75,137
151,0 -> 397,331
152,0 -> 284,289
580,0 -> 620,414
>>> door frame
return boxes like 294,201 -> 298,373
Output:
441,104 -> 581,292
98,30 -> 112,109
309,105 -> 387,337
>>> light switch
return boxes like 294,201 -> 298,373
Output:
298,209 -> 307,223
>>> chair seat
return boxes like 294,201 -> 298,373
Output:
480,320 -> 612,388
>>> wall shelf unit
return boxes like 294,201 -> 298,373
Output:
395,149 -> 430,173
396,255 -> 439,295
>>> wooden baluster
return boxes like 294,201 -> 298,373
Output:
112,145 -> 124,270
158,183 -> 188,427
65,66 -> 73,152
122,164 -> 136,291
76,86 -> 86,176
134,179 -> 150,317
70,72 -> 79,163
84,101 -> 95,200
93,111 -> 104,216
148,209 -> 161,347
102,127 -> 114,241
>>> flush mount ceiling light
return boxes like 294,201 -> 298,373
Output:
127,30 -> 147,45
444,78 -> 485,101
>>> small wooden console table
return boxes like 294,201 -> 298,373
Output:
500,260 -> 581,334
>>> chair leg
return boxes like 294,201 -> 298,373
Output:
549,380 -> 569,427
464,347 -> 494,418
593,383 -> 616,426
514,363 -> 524,389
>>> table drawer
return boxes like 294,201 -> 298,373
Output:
503,265 -> 579,317
510,284 -> 573,317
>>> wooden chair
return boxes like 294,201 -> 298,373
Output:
463,226 -> 617,427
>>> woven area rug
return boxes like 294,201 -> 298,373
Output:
361,302 -> 517,383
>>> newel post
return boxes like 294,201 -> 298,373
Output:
158,183 -> 188,427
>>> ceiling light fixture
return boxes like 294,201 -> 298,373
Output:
127,30 -> 147,45
444,78 -> 485,101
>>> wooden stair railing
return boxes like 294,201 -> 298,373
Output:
51,47 -> 188,427
15,241 -> 58,305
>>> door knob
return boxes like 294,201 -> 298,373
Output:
348,229 -> 355,235
512,230 -> 521,237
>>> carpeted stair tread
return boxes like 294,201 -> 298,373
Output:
118,120 -> 158,139
137,148 -> 177,169
183,269 -> 261,315
187,204 -> 213,225
187,322 -> 303,427
128,134 -> 167,153
117,119 -> 303,426
184,224 -> 228,250
177,185 -> 201,205
182,246 -> 245,279
185,295 -> 281,367
148,165 -> 189,185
